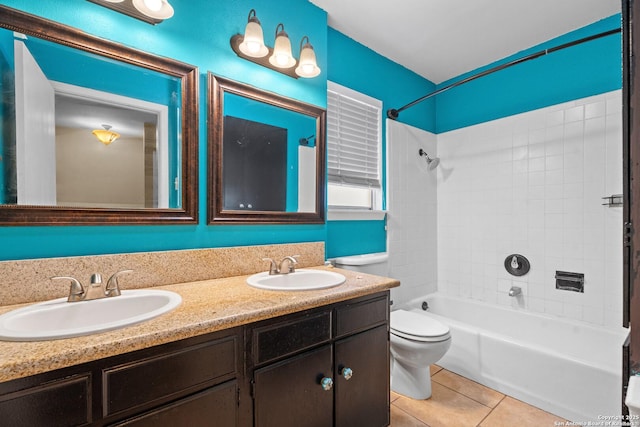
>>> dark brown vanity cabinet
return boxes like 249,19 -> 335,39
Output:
0,327 -> 243,427
249,292 -> 390,427
0,291 -> 390,427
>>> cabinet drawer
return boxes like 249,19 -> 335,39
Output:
335,294 -> 388,338
111,380 -> 238,427
252,311 -> 331,365
0,373 -> 91,427
103,336 -> 237,416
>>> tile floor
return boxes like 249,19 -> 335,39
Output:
390,365 -> 568,427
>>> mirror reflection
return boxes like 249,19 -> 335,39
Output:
222,91 -> 317,213
208,74 -> 326,224
1,29 -> 181,209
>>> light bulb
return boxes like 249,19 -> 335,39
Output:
275,54 -> 290,67
132,0 -> 174,19
245,41 -> 261,54
143,0 -> 162,12
238,10 -> 268,58
269,24 -> 296,69
295,36 -> 321,78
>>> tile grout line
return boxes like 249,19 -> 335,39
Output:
390,400 -> 431,427
475,394 -> 508,426
431,373 -> 505,410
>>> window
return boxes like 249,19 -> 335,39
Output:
327,81 -> 383,215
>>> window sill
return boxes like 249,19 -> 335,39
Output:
327,210 -> 387,221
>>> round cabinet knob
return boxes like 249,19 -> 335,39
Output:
320,376 -> 333,391
341,367 -> 353,380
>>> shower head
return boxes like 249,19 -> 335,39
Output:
418,148 -> 439,170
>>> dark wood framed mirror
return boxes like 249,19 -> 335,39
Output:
207,73 -> 326,224
0,5 -> 198,225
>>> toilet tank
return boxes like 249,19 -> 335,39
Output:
333,252 -> 389,276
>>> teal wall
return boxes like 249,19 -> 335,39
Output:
324,28 -> 437,258
0,0 -> 435,261
435,14 -> 622,133
0,0 -> 330,261
0,1 -> 623,263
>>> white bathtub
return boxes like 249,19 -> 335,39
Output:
403,293 -> 629,422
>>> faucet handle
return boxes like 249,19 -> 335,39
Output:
280,255 -> 300,273
262,258 -> 279,275
106,269 -> 133,297
51,276 -> 85,302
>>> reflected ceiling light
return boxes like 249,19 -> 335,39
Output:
132,0 -> 174,20
269,24 -> 296,69
230,10 -> 321,79
92,124 -> 120,146
102,0 -> 125,2
238,9 -> 268,58
295,36 -> 321,78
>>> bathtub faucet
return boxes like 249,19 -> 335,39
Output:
508,286 -> 522,297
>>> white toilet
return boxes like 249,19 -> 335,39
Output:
389,309 -> 451,399
333,252 -> 452,400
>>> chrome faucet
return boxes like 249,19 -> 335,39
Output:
52,270 -> 133,302
508,286 -> 522,297
262,256 -> 299,275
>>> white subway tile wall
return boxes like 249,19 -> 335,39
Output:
437,90 -> 623,328
387,120 -> 439,305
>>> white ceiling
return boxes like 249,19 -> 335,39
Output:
309,0 -> 621,84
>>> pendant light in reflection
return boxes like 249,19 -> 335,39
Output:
92,124 -> 120,146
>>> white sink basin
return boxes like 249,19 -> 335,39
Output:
0,289 -> 182,341
247,269 -> 346,291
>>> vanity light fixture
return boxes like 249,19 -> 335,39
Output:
238,9 -> 269,58
92,124 -> 120,146
269,24 -> 296,69
230,10 -> 321,79
295,36 -> 321,78
86,0 -> 173,24
132,0 -> 174,20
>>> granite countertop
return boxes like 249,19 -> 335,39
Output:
0,266 -> 399,384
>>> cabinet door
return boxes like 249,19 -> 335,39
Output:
334,325 -> 389,427
254,345 -> 333,427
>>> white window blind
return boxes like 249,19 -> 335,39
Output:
327,82 -> 382,188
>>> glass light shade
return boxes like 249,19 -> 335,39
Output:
239,18 -> 268,58
102,0 -> 125,3
132,0 -> 174,20
269,25 -> 296,69
295,40 -> 321,78
92,125 -> 120,146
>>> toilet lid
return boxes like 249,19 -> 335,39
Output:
390,309 -> 450,342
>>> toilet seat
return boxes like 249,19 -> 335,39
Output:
390,309 -> 450,343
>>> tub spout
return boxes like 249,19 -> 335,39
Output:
508,286 -> 522,297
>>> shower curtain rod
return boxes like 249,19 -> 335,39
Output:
386,27 -> 622,120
